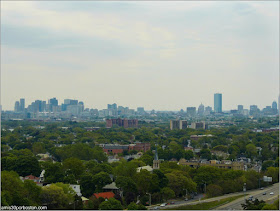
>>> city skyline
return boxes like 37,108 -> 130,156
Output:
1,1 -> 279,111
9,94 -> 279,112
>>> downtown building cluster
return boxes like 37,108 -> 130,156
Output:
2,93 -> 279,121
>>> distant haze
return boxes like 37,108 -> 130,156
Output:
1,1 -> 279,111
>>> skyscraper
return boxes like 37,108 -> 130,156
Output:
186,107 -> 196,117
214,93 -> 222,113
198,103 -> 205,116
272,101 -> 277,110
19,98 -> 25,112
238,105 -> 244,114
14,101 -> 20,112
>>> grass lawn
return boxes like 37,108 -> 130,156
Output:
165,194 -> 246,210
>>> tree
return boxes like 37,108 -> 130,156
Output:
200,149 -> 212,160
80,173 -> 96,197
262,160 -> 275,171
40,184 -> 72,209
241,199 -> 265,210
23,180 -> 42,205
127,202 -> 138,210
160,187 -> 175,201
206,184 -> 223,197
134,169 -> 159,194
246,144 -> 257,159
115,176 -> 137,195
63,157 -> 85,180
265,167 -> 279,183
166,173 -> 196,197
99,198 -> 123,210
43,162 -> 65,183
1,171 -> 29,205
153,169 -> 169,188
92,172 -> 112,192
185,150 -> 194,160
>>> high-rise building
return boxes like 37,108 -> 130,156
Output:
179,120 -> 188,129
214,93 -> 222,113
238,105 -> 243,114
137,107 -> 145,114
272,101 -> 277,110
48,98 -> 58,112
250,105 -> 259,116
198,103 -> 204,116
14,101 -> 20,112
170,120 -> 180,130
204,106 -> 212,115
19,98 -> 25,112
186,107 -> 196,117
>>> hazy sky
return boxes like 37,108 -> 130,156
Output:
1,1 -> 279,111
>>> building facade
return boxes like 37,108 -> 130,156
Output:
214,93 -> 222,113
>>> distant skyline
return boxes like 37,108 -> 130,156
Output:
1,1 -> 279,111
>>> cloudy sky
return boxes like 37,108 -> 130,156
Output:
1,1 -> 279,111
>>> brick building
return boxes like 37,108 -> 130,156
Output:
103,142 -> 150,155
106,118 -> 138,128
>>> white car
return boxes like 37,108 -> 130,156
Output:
160,203 -> 167,207
270,192 -> 274,195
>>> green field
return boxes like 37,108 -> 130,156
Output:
166,195 -> 246,210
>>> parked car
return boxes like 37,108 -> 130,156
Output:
160,203 -> 167,207
153,206 -> 160,210
248,196 -> 253,201
263,192 -> 266,195
185,198 -> 189,201
270,192 -> 274,195
260,187 -> 264,190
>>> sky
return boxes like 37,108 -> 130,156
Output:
1,1 -> 279,111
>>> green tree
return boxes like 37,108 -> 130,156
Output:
115,176 -> 137,195
80,173 -> 96,197
160,187 -> 175,201
92,172 -> 112,192
63,157 -> 85,180
127,202 -> 138,210
40,184 -> 72,209
206,184 -> 223,197
241,199 -> 265,210
99,198 -> 123,210
23,180 -> 42,205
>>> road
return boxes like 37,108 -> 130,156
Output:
148,183 -> 279,210
217,183 -> 279,210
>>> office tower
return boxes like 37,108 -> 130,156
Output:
272,101 -> 277,110
179,120 -> 188,129
198,103 -> 205,116
14,101 -> 20,112
48,97 -> 58,112
186,107 -> 196,117
204,106 -> 212,115
49,98 -> 58,106
214,93 -> 222,113
250,105 -> 259,116
42,101 -> 46,112
108,103 -> 117,110
170,120 -> 180,130
238,105 -> 244,114
19,98 -> 25,112
137,107 -> 145,114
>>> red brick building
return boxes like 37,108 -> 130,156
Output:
103,142 -> 151,155
106,118 -> 138,128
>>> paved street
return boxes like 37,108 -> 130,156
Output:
148,183 -> 279,210
217,183 -> 279,210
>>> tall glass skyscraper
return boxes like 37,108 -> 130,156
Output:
214,93 -> 222,113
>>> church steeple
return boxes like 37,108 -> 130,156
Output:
153,145 -> 160,169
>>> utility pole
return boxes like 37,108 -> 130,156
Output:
243,183 -> 246,202
146,193 -> 151,206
